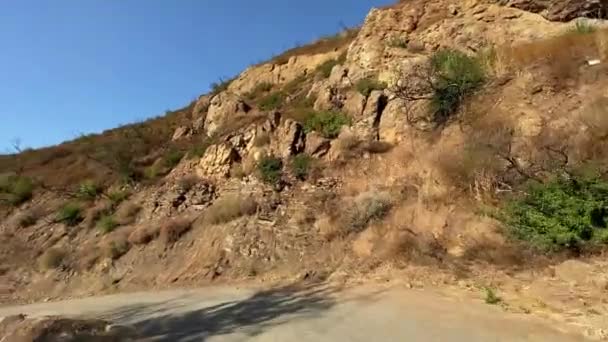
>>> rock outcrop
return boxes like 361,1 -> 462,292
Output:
501,0 -> 608,21
205,93 -> 252,136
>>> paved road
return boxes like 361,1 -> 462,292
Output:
0,283 -> 588,341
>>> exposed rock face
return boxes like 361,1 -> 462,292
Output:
305,132 -> 331,157
502,0 -> 608,21
272,119 -> 306,158
172,126 -> 191,141
197,143 -> 241,178
205,93 -> 251,136
228,51 -> 343,95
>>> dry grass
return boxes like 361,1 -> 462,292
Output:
15,206 -> 45,228
204,194 -> 258,225
177,174 -> 199,192
266,28 -> 359,66
159,218 -> 193,245
102,236 -> 131,260
128,225 -> 159,245
494,29 -> 608,87
115,201 -> 141,225
38,247 -> 66,270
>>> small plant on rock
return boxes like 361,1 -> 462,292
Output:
257,156 -> 283,184
258,91 -> 285,111
316,58 -> 340,78
290,154 -> 313,180
163,149 -> 184,169
57,203 -> 83,227
355,78 -> 387,97
0,175 -> 34,206
77,180 -> 101,200
572,20 -> 596,34
106,189 -> 130,207
304,111 -> 351,139
97,214 -> 119,234
484,287 -> 502,305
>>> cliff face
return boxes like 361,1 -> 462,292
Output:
2,1 -> 608,338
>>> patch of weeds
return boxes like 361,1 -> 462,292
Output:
56,203 -> 83,227
0,175 -> 34,206
105,239 -> 130,260
484,287 -> 502,305
355,78 -> 387,97
283,74 -> 308,95
17,208 -> 42,228
257,156 -> 283,184
387,37 -> 408,48
304,111 -> 351,139
502,175 -> 608,252
246,82 -> 273,100
572,20 -> 596,34
290,154 -> 313,180
343,191 -> 393,232
316,57 -> 341,78
163,149 -> 184,169
430,49 -> 485,123
258,91 -> 285,111
204,195 -> 258,225
159,218 -> 192,244
188,141 -> 211,160
177,175 -> 199,192
39,248 -> 66,270
77,180 -> 101,200
106,189 -> 130,207
97,214 -> 119,234
210,77 -> 234,96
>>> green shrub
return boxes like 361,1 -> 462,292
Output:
258,91 -> 285,111
107,189 -> 130,207
163,149 -> 184,168
355,78 -> 387,97
246,82 -> 273,99
290,154 -> 313,180
387,37 -> 408,48
316,58 -> 340,78
0,175 -> 34,206
77,180 -> 101,200
502,176 -> 608,252
484,288 -> 501,305
572,20 -> 596,34
188,141 -> 211,159
257,156 -> 283,184
57,203 -> 83,227
304,111 -> 351,139
430,49 -> 485,123
144,165 -> 160,180
97,214 -> 119,234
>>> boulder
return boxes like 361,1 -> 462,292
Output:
272,119 -> 306,158
205,93 -> 251,136
305,132 -> 331,157
196,143 -> 240,178
342,91 -> 367,118
172,126 -> 191,141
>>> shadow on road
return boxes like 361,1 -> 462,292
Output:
105,282 -> 342,341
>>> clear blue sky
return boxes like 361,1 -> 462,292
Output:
0,0 -> 393,150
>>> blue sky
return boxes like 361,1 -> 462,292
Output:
0,0 -> 393,150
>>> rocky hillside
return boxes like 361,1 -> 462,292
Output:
2,0 -> 608,338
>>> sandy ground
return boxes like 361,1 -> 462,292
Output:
0,283 -> 590,341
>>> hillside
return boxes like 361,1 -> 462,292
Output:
2,0 -> 608,338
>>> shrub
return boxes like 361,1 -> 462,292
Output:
115,201 -> 141,225
57,203 -> 83,227
257,156 -> 283,184
77,180 -> 101,200
104,239 -> 130,260
177,175 -> 199,192
246,82 -> 273,99
429,49 -> 485,123
210,77 -> 234,96
159,218 -> 192,244
342,191 -> 393,232
258,91 -> 285,111
128,225 -> 159,245
290,154 -> 313,180
484,287 -> 501,305
0,175 -> 34,206
97,214 -> 119,234
572,20 -> 596,34
188,142 -> 211,159
355,78 -> 387,97
316,58 -> 340,78
163,149 -> 184,169
304,111 -> 351,139
17,207 -> 43,228
388,37 -> 408,48
502,176 -> 608,252
106,189 -> 130,207
39,248 -> 66,270
204,194 -> 258,225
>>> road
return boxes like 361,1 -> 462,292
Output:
0,282 -> 588,341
